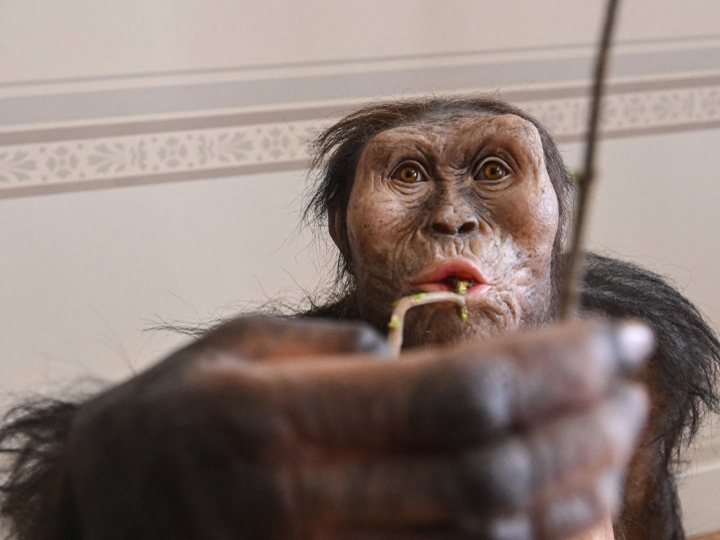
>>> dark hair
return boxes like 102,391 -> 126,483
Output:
580,253 -> 720,540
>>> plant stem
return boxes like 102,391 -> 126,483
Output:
387,292 -> 467,357
559,0 -> 621,319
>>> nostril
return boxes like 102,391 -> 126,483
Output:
432,221 -> 458,235
431,218 -> 479,235
458,220 -> 479,234
431,204 -> 480,235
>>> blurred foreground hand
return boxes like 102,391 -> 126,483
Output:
70,317 -> 651,540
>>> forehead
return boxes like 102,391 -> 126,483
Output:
361,113 -> 544,164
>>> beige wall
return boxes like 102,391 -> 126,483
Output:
3,0 -> 720,81
2,1 -> 720,536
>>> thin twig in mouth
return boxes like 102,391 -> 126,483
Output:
387,280 -> 471,357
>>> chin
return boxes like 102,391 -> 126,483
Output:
400,303 -> 523,348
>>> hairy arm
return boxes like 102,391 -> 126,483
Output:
0,399 -> 81,540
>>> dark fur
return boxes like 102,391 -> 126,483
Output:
2,97 -> 718,540
0,400 -> 80,540
579,254 -> 720,540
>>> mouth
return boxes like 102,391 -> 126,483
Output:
409,258 -> 493,298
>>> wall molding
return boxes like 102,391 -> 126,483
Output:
1,75 -> 720,199
4,38 -> 720,128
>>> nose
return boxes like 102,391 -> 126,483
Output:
431,204 -> 480,236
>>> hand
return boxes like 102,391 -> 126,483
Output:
68,317 -> 651,540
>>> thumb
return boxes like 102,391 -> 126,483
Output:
199,316 -> 392,361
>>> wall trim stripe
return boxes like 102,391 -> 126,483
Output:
0,106 -> 346,146
4,45 -> 720,128
3,73 -> 720,147
0,160 -> 308,201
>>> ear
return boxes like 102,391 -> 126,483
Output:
328,206 -> 353,273
328,206 -> 343,249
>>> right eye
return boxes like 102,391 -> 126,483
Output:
393,164 -> 423,183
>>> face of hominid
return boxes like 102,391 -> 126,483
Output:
338,112 -> 560,347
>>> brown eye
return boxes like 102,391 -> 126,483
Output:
395,164 -> 421,183
479,160 -> 508,181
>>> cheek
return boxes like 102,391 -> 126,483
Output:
496,181 -> 559,267
346,178 -> 408,273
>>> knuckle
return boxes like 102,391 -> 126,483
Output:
181,362 -> 289,457
458,439 -> 533,512
346,322 -> 391,355
445,360 -> 517,438
482,515 -> 534,540
546,319 -> 609,361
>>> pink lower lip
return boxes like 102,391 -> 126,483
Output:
415,282 -> 492,298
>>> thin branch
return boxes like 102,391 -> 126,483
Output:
559,0 -> 621,319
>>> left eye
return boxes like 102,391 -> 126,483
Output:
393,164 -> 423,183
476,159 -> 509,181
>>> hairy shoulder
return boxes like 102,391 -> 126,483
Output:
580,252 -> 720,441
581,253 -> 720,540
0,399 -> 81,540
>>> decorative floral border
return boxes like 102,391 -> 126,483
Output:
0,120 -> 322,188
1,83 -> 720,196
522,84 -> 720,138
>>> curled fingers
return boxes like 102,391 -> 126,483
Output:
284,383 -> 646,536
261,320 -> 652,450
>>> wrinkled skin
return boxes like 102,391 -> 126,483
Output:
60,111 -> 653,540
343,113 -> 559,346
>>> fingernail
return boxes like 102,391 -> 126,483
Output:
615,321 -> 654,373
604,383 -> 649,460
597,468 -> 624,516
352,324 -> 394,358
618,384 -> 649,433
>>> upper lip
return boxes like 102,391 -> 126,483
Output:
409,258 -> 491,287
